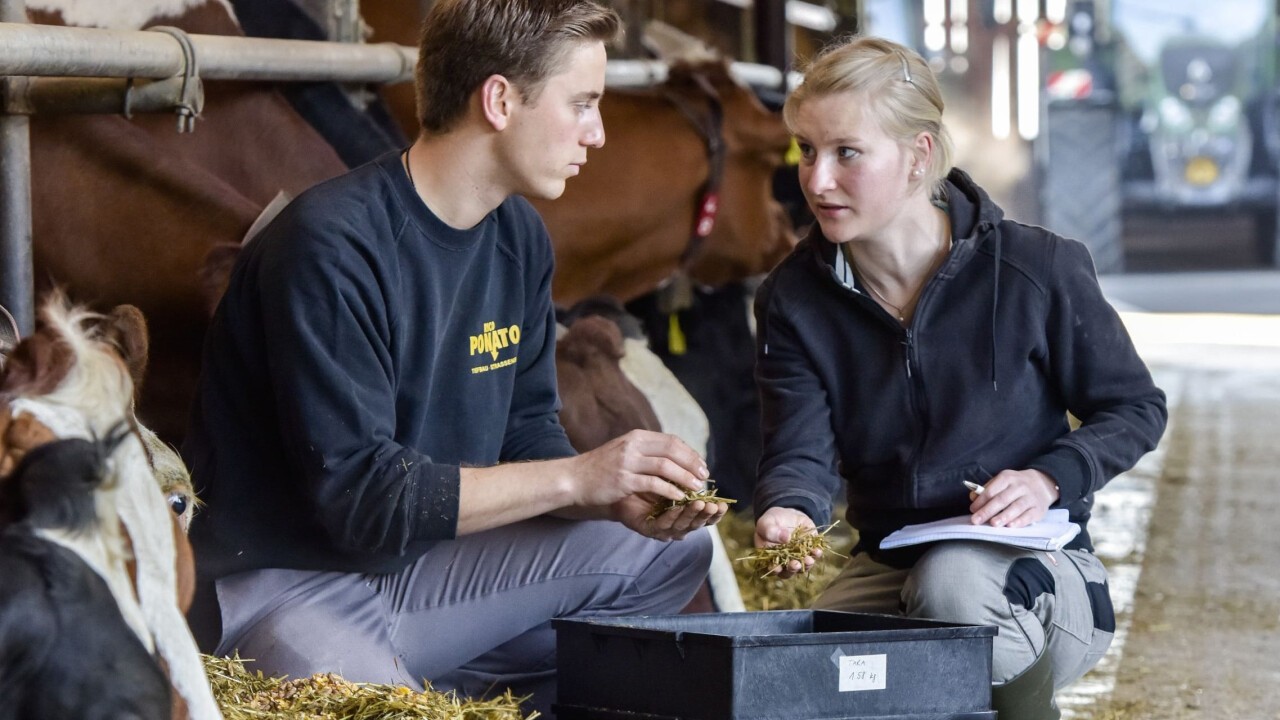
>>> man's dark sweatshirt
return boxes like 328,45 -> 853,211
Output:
183,151 -> 575,582
753,169 -> 1168,565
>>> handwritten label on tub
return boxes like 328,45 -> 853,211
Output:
838,654 -> 886,692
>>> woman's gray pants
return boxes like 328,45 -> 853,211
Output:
814,542 -> 1115,688
211,516 -> 713,718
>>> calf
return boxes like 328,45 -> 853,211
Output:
0,430 -> 171,720
555,314 -> 663,453
0,294 -> 219,720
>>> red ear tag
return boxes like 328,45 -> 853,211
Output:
695,192 -> 720,238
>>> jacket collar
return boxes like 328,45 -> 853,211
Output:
942,167 -> 1003,243
800,166 -> 1007,392
804,166 -> 1005,275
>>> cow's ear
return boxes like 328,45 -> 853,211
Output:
0,327 -> 74,398
101,305 -> 150,399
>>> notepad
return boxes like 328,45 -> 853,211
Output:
879,509 -> 1081,552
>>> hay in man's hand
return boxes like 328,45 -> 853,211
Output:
647,482 -> 737,519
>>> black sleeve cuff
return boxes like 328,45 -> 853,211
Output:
1028,445 -> 1091,507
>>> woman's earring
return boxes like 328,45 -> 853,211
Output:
911,167 -> 923,178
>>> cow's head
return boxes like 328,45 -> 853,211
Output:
0,295 -> 140,445
666,61 -> 798,288
0,292 -> 214,718
0,294 -> 196,530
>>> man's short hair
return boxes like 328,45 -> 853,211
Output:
415,0 -> 622,135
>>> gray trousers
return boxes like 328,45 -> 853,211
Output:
814,542 -> 1115,687
212,516 -> 713,718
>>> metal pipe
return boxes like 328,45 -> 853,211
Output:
0,23 -> 787,91
710,0 -> 838,32
0,114 -> 32,336
0,16 -> 796,338
754,0 -> 790,84
601,60 -> 786,89
619,0 -> 650,59
0,5 -> 32,335
0,22 -> 416,83
4,75 -> 200,116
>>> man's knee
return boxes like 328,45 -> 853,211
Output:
660,527 -> 715,587
627,527 -> 714,609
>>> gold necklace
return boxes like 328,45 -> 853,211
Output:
856,266 -> 908,322
844,219 -> 951,325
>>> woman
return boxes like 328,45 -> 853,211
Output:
752,36 -> 1167,719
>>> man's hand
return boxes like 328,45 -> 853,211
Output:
614,494 -> 728,541
754,506 -> 820,578
566,429 -> 709,508
969,468 -> 1060,528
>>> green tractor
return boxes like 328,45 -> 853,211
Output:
1038,0 -> 1280,271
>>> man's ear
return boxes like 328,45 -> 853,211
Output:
480,74 -> 516,131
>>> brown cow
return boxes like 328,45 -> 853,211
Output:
362,0 -> 797,304
533,60 -> 796,304
28,0 -> 793,447
555,314 -> 663,453
25,0 -> 350,441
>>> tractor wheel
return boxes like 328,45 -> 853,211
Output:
1258,205 -> 1280,267
1039,104 -> 1125,274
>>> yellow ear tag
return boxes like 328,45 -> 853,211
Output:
668,313 -> 687,356
785,136 -> 802,166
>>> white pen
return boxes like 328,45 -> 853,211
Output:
963,480 -> 985,495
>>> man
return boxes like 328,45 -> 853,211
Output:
183,1 -> 725,715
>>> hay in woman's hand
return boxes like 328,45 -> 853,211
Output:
647,483 -> 737,519
737,522 -> 847,579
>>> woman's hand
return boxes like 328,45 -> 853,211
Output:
754,506 -> 820,578
969,468 -> 1060,528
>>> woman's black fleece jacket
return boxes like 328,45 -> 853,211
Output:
753,168 -> 1167,564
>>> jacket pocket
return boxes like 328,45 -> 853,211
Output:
912,463 -> 993,507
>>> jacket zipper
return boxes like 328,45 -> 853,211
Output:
903,279 -> 943,505
903,328 -> 912,379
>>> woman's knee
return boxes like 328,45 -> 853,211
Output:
903,542 -> 1018,624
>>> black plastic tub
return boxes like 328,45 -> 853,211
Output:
553,610 -> 997,720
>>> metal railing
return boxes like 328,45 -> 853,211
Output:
0,16 -> 793,332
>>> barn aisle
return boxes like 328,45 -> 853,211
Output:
1067,314 -> 1280,719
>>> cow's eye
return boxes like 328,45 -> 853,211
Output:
168,494 -> 188,516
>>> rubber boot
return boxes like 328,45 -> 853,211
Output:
991,651 -> 1060,720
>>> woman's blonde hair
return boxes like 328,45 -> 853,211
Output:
784,36 -> 954,197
